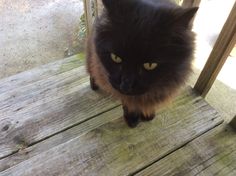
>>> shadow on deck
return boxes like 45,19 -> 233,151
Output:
0,55 -> 235,176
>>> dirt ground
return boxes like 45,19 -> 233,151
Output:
0,0 -> 84,79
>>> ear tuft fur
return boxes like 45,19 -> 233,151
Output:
175,7 -> 199,28
102,0 -> 117,10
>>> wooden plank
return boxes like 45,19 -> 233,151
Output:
0,66 -> 119,159
0,67 -> 87,114
0,88 -> 223,176
0,106 -> 122,172
182,0 -> 201,7
84,0 -> 93,35
135,124 -> 236,176
0,53 -> 85,94
194,2 -> 236,97
97,0 -> 103,16
94,0 -> 98,17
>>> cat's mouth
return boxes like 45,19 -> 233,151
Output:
110,81 -> 146,96
118,89 -> 144,96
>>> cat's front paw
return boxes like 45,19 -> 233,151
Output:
123,106 -> 140,128
124,114 -> 140,128
140,113 -> 155,122
90,77 -> 99,91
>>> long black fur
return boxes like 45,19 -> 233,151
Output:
87,0 -> 198,127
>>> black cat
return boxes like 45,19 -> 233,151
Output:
86,0 -> 198,127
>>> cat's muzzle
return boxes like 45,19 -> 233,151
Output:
114,80 -> 145,96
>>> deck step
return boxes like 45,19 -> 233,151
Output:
0,54 -> 85,94
0,54 -> 229,175
135,124 -> 236,176
0,54 -> 119,159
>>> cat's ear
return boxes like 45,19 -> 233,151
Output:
102,0 -> 117,11
102,0 -> 128,21
174,7 -> 199,28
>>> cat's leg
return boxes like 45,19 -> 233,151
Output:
123,106 -> 140,128
90,77 -> 99,91
140,113 -> 155,121
140,108 -> 155,122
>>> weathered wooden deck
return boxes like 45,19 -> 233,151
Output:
0,54 -> 235,176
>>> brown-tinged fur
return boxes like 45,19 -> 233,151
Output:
86,0 -> 198,125
87,30 -> 187,117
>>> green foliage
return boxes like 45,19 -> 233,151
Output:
78,13 -> 86,42
78,0 -> 97,41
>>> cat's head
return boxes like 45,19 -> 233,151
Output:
95,0 -> 198,95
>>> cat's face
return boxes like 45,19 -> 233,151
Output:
95,0 -> 197,95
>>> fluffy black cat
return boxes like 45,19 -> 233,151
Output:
86,0 -> 198,127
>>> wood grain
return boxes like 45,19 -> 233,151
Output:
0,89 -> 223,176
0,54 -> 84,94
135,124 -> 236,176
97,0 -> 103,16
84,0 -> 93,35
93,0 -> 98,17
0,106 -> 121,172
194,2 -> 236,97
0,60 -> 119,159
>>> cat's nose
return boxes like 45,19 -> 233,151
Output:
120,78 -> 134,93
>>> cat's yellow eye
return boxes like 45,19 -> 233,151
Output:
111,53 -> 122,63
143,63 -> 158,71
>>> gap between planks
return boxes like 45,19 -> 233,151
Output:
134,123 -> 236,176
0,55 -> 120,159
130,120 -> 223,175
0,88 -> 223,175
0,54 -> 85,94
